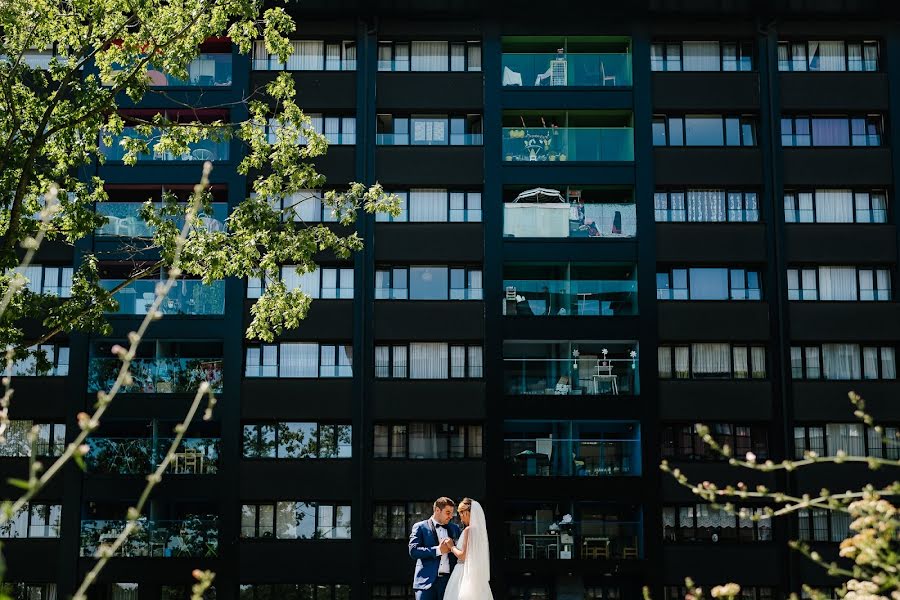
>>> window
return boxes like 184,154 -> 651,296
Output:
241,502 -> 351,539
658,344 -> 766,380
665,587 -> 774,600
376,115 -> 483,145
0,583 -> 58,600
651,41 -> 754,71
653,115 -> 756,146
0,503 -> 61,538
12,265 -> 73,297
243,423 -> 351,459
10,344 -> 70,377
784,189 -> 887,223
794,424 -> 899,460
265,115 -> 356,146
373,423 -> 483,459
661,423 -> 769,461
0,421 -> 65,457
656,268 -> 762,300
797,508 -> 851,542
777,40 -> 879,72
375,266 -> 482,300
240,585 -> 350,600
248,266 -> 354,299
374,343 -> 483,379
781,115 -> 882,147
378,40 -> 481,72
790,344 -> 896,380
372,501 -> 433,539
655,190 -> 759,223
786,267 -> 891,301
371,585 -> 413,600
663,504 -> 771,542
376,189 -> 482,223
252,40 -> 357,71
245,343 -> 352,378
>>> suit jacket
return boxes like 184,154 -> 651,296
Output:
409,518 -> 461,590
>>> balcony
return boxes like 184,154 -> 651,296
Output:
502,127 -> 632,162
79,517 -> 218,557
86,437 -> 220,475
101,279 -> 225,316
503,341 -> 639,396
95,202 -> 227,238
505,519 -> 641,560
502,53 -> 631,88
501,36 -> 632,88
503,263 -> 637,316
100,128 -> 230,163
87,358 -> 224,394
503,186 -> 635,240
504,421 -> 641,477
110,54 -> 233,88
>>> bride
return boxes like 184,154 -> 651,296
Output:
444,498 -> 493,600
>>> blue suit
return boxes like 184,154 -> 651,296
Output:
409,518 -> 461,600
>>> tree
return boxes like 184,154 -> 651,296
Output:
657,393 -> 899,600
0,0 -> 398,366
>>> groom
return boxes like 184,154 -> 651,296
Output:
409,496 -> 461,600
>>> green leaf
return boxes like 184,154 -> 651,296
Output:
6,479 -> 30,491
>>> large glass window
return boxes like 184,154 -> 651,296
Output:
378,40 -> 481,72
375,343 -> 483,379
655,189 -> 759,223
791,344 -> 895,380
781,115 -> 882,147
777,40 -> 879,72
658,344 -> 766,380
245,343 -> 352,378
786,266 -> 891,301
373,423 -> 483,459
252,39 -> 357,71
784,189 -> 887,223
651,41 -> 754,71
657,268 -> 761,300
654,115 -> 756,146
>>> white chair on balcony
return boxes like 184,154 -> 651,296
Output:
502,65 -> 523,86
600,61 -> 617,86
593,360 -> 619,395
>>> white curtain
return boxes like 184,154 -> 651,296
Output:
282,266 -> 320,298
813,41 -> 846,71
467,346 -> 483,377
325,43 -> 341,70
811,118 -> 850,146
324,117 -> 340,144
286,190 -> 322,222
658,347 -> 672,377
674,346 -> 689,378
732,346 -> 749,378
252,40 -> 272,70
22,265 -> 42,293
341,117 -> 356,144
411,41 -> 448,71
815,189 -> 853,222
683,42 -> 720,71
409,343 -> 448,379
409,423 -> 440,458
375,346 -> 389,378
751,347 -> 766,377
343,41 -> 357,70
280,343 -> 318,377
826,423 -> 865,456
467,44 -> 481,71
393,346 -> 408,378
450,346 -> 466,377
876,269 -> 891,298
818,267 -> 857,300
409,189 -> 446,222
109,584 -> 139,600
823,343 -> 861,379
798,192 -> 814,222
691,343 -> 731,378
582,203 -> 637,236
287,41 -> 323,70
881,348 -> 896,379
687,190 -> 726,222
863,346 -> 879,379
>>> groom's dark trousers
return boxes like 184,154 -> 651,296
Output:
416,573 -> 449,600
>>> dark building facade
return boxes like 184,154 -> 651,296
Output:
4,1 -> 900,599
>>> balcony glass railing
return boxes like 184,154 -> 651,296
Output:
95,202 -> 228,238
503,358 -> 638,396
155,54 -> 233,87
503,127 -> 633,162
502,279 -> 637,316
504,438 -> 641,476
80,517 -> 218,557
87,358 -> 224,394
100,279 -> 225,316
100,128 -> 230,162
506,519 -> 642,560
376,133 -> 483,146
86,437 -> 220,475
502,53 -> 632,87
503,203 -> 636,239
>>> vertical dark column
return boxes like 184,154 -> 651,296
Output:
631,23 -> 661,600
480,19 -> 504,597
756,16 -> 795,595
886,27 -> 900,309
352,15 -> 377,600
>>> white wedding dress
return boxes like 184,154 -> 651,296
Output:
443,500 -> 494,600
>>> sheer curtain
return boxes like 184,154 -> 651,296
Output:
691,343 -> 731,378
687,190 -> 726,222
411,41 -> 448,71
109,584 -> 139,600
658,347 -> 672,377
823,343 -> 861,379
674,347 -> 690,378
882,348 -> 897,379
282,266 -> 320,297
863,346 -> 879,379
826,423 -> 865,455
341,117 -> 356,145
683,42 -> 720,71
287,41 -> 323,70
286,190 -> 322,222
409,189 -> 446,222
280,343 -> 319,377
409,343 -> 448,379
818,267 -> 857,300
409,423 -> 439,458
814,189 -> 853,222
811,118 -> 850,146
815,41 -> 846,71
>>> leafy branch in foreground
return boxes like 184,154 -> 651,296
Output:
652,392 -> 899,600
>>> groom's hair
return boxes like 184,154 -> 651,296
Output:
433,497 -> 455,511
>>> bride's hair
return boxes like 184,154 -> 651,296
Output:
458,497 -> 473,514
